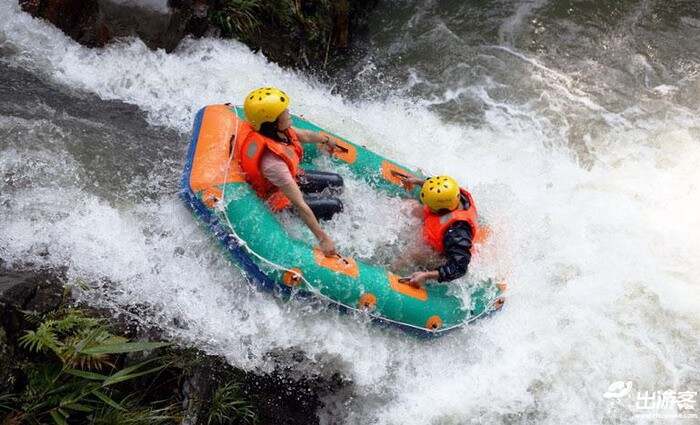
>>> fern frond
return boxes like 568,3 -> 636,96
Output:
59,334 -> 112,370
19,323 -> 60,354
22,309 -> 46,325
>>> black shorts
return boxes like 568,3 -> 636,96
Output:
298,169 -> 343,220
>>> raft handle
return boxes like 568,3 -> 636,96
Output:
282,268 -> 303,287
391,169 -> 410,180
229,134 -> 236,156
319,132 -> 357,164
328,254 -> 351,265
313,249 -> 360,278
332,144 -> 349,153
492,298 -> 505,311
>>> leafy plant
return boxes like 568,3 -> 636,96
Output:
0,393 -> 16,412
91,395 -> 177,425
206,382 -> 257,425
161,346 -> 207,376
19,310 -> 131,369
5,308 -> 259,425
7,309 -> 171,425
210,0 -> 262,37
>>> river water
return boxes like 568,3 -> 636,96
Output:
1,0 -> 698,423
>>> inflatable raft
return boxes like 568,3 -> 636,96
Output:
181,104 -> 505,336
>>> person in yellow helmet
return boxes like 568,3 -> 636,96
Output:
236,87 -> 343,256
399,175 -> 481,287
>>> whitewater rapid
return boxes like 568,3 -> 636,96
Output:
1,1 -> 698,424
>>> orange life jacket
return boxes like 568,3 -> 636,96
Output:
422,188 -> 479,253
236,122 -> 303,211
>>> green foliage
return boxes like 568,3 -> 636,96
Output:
19,321 -> 59,353
0,393 -> 16,412
209,0 -> 334,44
91,398 -> 177,425
210,0 -> 262,37
19,310 -> 118,369
4,308 -> 260,425
206,382 -> 257,425
161,346 -> 207,375
6,309 -> 174,425
18,310 -> 168,371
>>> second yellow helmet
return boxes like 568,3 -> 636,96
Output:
243,87 -> 290,131
420,176 -> 461,212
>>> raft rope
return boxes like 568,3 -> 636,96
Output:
214,106 -> 500,334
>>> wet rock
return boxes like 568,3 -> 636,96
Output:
16,0 -> 378,73
18,0 -> 176,49
177,347 -> 352,425
0,267 -> 67,342
162,0 -> 216,52
202,0 -> 378,72
0,267 -> 67,394
0,326 -> 15,394
246,347 -> 352,425
19,0 -> 111,47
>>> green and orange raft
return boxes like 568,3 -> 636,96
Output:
181,104 -> 506,335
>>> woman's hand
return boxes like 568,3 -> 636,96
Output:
279,182 -> 338,257
406,271 -> 429,288
403,270 -> 438,288
400,176 -> 424,191
318,233 -> 337,257
320,134 -> 337,153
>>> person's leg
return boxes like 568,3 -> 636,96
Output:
298,169 -> 344,194
303,194 -> 343,220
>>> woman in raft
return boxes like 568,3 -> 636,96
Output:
236,87 -> 343,256
399,175 -> 481,288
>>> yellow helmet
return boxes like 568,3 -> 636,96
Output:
243,87 -> 290,130
420,176 -> 461,212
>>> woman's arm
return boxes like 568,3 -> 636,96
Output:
400,176 -> 425,191
404,270 -> 439,288
435,222 -> 473,281
294,128 -> 337,151
277,181 -> 337,256
404,222 -> 473,287
294,128 -> 324,144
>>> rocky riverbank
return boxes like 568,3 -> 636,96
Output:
17,0 -> 377,73
0,265 -> 352,424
